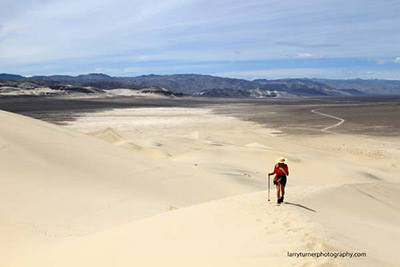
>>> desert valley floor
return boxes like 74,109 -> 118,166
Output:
0,96 -> 399,266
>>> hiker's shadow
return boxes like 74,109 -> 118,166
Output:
284,202 -> 317,213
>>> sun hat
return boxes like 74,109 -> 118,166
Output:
276,157 -> 287,163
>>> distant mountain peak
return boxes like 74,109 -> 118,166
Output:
78,73 -> 111,78
0,73 -> 25,81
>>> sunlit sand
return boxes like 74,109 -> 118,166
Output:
1,106 -> 399,266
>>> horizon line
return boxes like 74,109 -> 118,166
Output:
2,72 -> 400,82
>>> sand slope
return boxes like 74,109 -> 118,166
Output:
17,191 -> 334,267
0,109 -> 267,266
19,183 -> 400,267
301,182 -> 400,266
1,107 -> 399,267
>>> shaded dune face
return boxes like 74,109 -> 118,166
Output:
0,109 -> 268,238
0,110 -> 156,236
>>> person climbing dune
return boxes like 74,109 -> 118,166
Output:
268,157 -> 289,204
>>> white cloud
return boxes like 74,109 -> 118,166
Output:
2,0 -> 400,75
292,53 -> 324,59
93,67 -> 142,75
395,57 -> 400,63
366,58 -> 387,64
0,0 -> 196,64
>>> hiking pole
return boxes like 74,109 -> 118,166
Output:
267,174 -> 270,201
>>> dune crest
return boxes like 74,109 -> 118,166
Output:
89,127 -> 171,158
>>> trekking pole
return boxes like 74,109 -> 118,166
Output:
267,174 -> 270,201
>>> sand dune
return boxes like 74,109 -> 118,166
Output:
0,109 -> 269,266
89,127 -> 171,158
1,107 -> 399,266
301,182 -> 400,266
17,183 -> 400,267
17,190 -> 341,267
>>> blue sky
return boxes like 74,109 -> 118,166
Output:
1,0 -> 400,79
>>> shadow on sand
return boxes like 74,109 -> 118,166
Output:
284,202 -> 317,213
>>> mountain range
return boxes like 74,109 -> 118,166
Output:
1,73 -> 400,98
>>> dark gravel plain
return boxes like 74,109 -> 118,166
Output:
1,95 -> 399,136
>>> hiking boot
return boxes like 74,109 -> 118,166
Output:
277,197 -> 282,204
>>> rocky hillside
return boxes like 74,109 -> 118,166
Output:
0,79 -> 182,98
1,73 -> 385,98
312,78 -> 400,95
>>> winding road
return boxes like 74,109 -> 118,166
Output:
311,109 -> 345,133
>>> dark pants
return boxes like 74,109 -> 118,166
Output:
274,175 -> 287,186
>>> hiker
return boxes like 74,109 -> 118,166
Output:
268,157 -> 289,204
